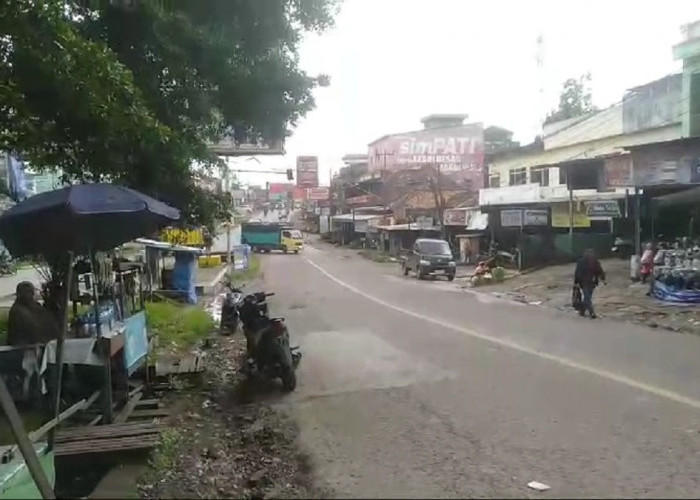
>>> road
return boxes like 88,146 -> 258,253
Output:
0,266 -> 41,305
257,238 -> 700,498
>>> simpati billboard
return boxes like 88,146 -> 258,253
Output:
368,123 -> 484,190
296,156 -> 319,188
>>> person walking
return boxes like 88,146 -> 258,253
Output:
574,248 -> 606,319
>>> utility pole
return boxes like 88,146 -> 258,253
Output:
428,164 -> 447,239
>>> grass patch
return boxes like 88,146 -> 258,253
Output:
145,301 -> 214,353
226,253 -> 262,284
144,427 -> 184,483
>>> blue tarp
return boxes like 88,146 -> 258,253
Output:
173,251 -> 197,304
652,280 -> 700,304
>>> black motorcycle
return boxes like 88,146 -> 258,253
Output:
239,291 -> 301,392
220,282 -> 244,334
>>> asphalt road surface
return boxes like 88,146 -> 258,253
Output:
257,238 -> 700,499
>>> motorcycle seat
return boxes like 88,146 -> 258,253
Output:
271,317 -> 285,323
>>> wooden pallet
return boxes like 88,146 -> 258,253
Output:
54,421 -> 162,456
155,354 -> 206,376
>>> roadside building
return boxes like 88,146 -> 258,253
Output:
479,70 -> 685,266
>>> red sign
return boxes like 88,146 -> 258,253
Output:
269,183 -> 293,194
368,124 -> 484,190
296,156 -> 319,188
307,187 -> 330,201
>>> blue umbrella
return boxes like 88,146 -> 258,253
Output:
0,183 -> 180,258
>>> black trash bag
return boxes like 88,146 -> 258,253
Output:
571,284 -> 583,312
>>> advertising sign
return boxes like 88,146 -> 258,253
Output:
585,200 -> 621,218
551,203 -> 590,228
500,209 -> 522,227
296,156 -> 319,188
209,135 -> 285,156
603,156 -> 634,187
368,123 -> 484,190
307,187 -> 330,201
523,209 -> 548,226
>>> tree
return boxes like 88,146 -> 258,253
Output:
545,73 -> 597,125
1,0 -> 340,230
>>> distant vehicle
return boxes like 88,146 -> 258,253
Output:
241,223 -> 303,254
402,238 -> 456,281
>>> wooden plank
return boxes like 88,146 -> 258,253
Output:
129,409 -> 170,419
127,383 -> 144,399
55,437 -> 159,456
55,422 -> 160,439
2,390 -> 101,461
55,425 -> 160,442
56,435 -> 159,451
114,392 -> 143,424
0,375 -> 56,499
135,399 -> 161,408
88,415 -> 102,426
28,395 -> 91,441
56,429 -> 160,445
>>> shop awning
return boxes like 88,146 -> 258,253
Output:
652,185 -> 700,208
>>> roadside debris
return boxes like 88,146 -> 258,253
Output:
527,481 -> 551,491
138,332 -> 327,499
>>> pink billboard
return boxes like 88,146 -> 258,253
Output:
368,123 -> 484,190
296,156 -> 319,188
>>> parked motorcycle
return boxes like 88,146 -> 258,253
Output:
239,290 -> 301,391
220,282 -> 244,334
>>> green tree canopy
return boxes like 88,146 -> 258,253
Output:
0,0 -> 340,229
545,72 -> 597,125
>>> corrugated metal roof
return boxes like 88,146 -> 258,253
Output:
331,213 -> 383,222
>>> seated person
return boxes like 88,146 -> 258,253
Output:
7,281 -> 59,346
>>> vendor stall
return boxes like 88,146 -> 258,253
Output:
0,183 -> 180,499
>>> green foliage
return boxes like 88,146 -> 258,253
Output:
145,301 -> 214,352
1,0 -> 341,226
545,73 -> 597,125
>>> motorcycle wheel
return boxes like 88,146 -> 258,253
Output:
280,365 -> 297,392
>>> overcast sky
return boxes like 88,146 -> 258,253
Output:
232,0 -> 700,189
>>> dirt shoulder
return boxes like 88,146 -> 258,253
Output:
477,259 -> 700,334
138,318 -> 328,499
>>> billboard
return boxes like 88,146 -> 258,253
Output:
268,182 -> 293,203
307,187 -> 330,201
209,134 -> 285,156
296,156 -> 319,188
368,123 -> 484,190
268,183 -> 293,194
291,187 -> 308,201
